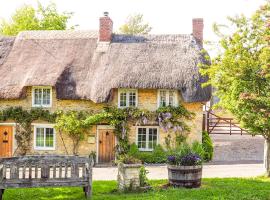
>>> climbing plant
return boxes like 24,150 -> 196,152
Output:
83,105 -> 194,156
54,110 -> 91,155
0,104 -> 194,157
0,107 -> 56,155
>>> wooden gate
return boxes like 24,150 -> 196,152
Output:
98,129 -> 115,163
205,111 -> 249,135
0,126 -> 13,157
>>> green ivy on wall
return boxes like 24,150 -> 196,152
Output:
0,104 -> 194,157
0,107 -> 56,155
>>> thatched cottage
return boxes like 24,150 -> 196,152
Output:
0,13 -> 211,163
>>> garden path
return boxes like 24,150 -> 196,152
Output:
93,163 -> 264,180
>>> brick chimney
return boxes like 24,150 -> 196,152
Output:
192,18 -> 204,46
99,12 -> 113,42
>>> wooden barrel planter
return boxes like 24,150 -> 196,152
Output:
167,165 -> 202,188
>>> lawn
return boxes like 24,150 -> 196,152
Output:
3,178 -> 270,200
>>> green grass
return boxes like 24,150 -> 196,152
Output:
3,178 -> 270,200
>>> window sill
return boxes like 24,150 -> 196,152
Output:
32,105 -> 52,108
34,147 -> 55,151
138,149 -> 154,152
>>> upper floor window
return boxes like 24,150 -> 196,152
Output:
34,124 -> 55,150
158,90 -> 178,107
32,87 -> 52,107
118,89 -> 138,108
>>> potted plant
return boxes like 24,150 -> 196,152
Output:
167,142 -> 203,188
117,154 -> 142,191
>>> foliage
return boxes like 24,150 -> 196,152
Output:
167,142 -> 204,166
0,2 -> 74,36
117,154 -> 141,164
200,2 -> 270,174
119,13 -> 152,35
157,105 -> 194,148
55,111 -> 90,155
200,3 -> 270,139
84,105 -> 193,157
4,178 -> 270,199
202,131 -> 214,162
139,166 -> 149,187
128,143 -> 168,164
0,107 -> 56,155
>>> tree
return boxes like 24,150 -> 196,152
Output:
0,2 -> 74,36
200,3 -> 270,175
119,14 -> 152,35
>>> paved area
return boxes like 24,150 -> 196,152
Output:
210,134 -> 264,164
93,164 -> 265,180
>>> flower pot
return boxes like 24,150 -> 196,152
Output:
117,163 -> 142,191
167,165 -> 202,188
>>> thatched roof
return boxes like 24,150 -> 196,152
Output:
0,30 -> 211,103
0,37 -> 14,65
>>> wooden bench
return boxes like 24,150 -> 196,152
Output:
0,155 -> 93,200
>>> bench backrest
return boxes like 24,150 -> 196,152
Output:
0,155 -> 93,188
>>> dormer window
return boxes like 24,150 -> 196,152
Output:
32,87 -> 52,107
118,89 -> 138,108
158,90 -> 178,107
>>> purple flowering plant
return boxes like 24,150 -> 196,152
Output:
167,142 -> 204,166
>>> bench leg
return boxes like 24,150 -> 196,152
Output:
83,186 -> 91,199
0,189 -> 4,200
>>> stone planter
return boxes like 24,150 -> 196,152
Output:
117,163 -> 142,191
167,165 -> 202,188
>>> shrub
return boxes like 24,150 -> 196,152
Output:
128,143 -> 167,164
202,131 -> 214,162
128,143 -> 140,156
118,154 -> 141,164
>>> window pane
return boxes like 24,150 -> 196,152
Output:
129,92 -> 136,107
160,91 -> 167,107
138,128 -> 147,149
45,128 -> 54,148
169,91 -> 175,106
42,89 -> 51,105
120,92 -> 127,107
148,128 -> 157,149
34,89 -> 42,105
36,128 -> 44,147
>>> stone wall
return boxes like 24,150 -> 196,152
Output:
0,87 -> 204,157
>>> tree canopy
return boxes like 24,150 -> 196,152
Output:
119,13 -> 152,35
200,3 -> 270,174
0,2 -> 74,36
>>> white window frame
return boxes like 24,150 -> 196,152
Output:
33,124 -> 56,151
32,86 -> 52,108
118,89 -> 138,108
136,126 -> 159,151
157,89 -> 178,108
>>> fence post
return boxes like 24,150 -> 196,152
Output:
206,111 -> 210,133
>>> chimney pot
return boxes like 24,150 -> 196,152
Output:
192,18 -> 204,46
103,11 -> 109,17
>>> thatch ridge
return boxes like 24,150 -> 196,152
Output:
0,30 -> 211,102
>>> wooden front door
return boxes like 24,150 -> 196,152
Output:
98,129 -> 115,163
0,126 -> 13,158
